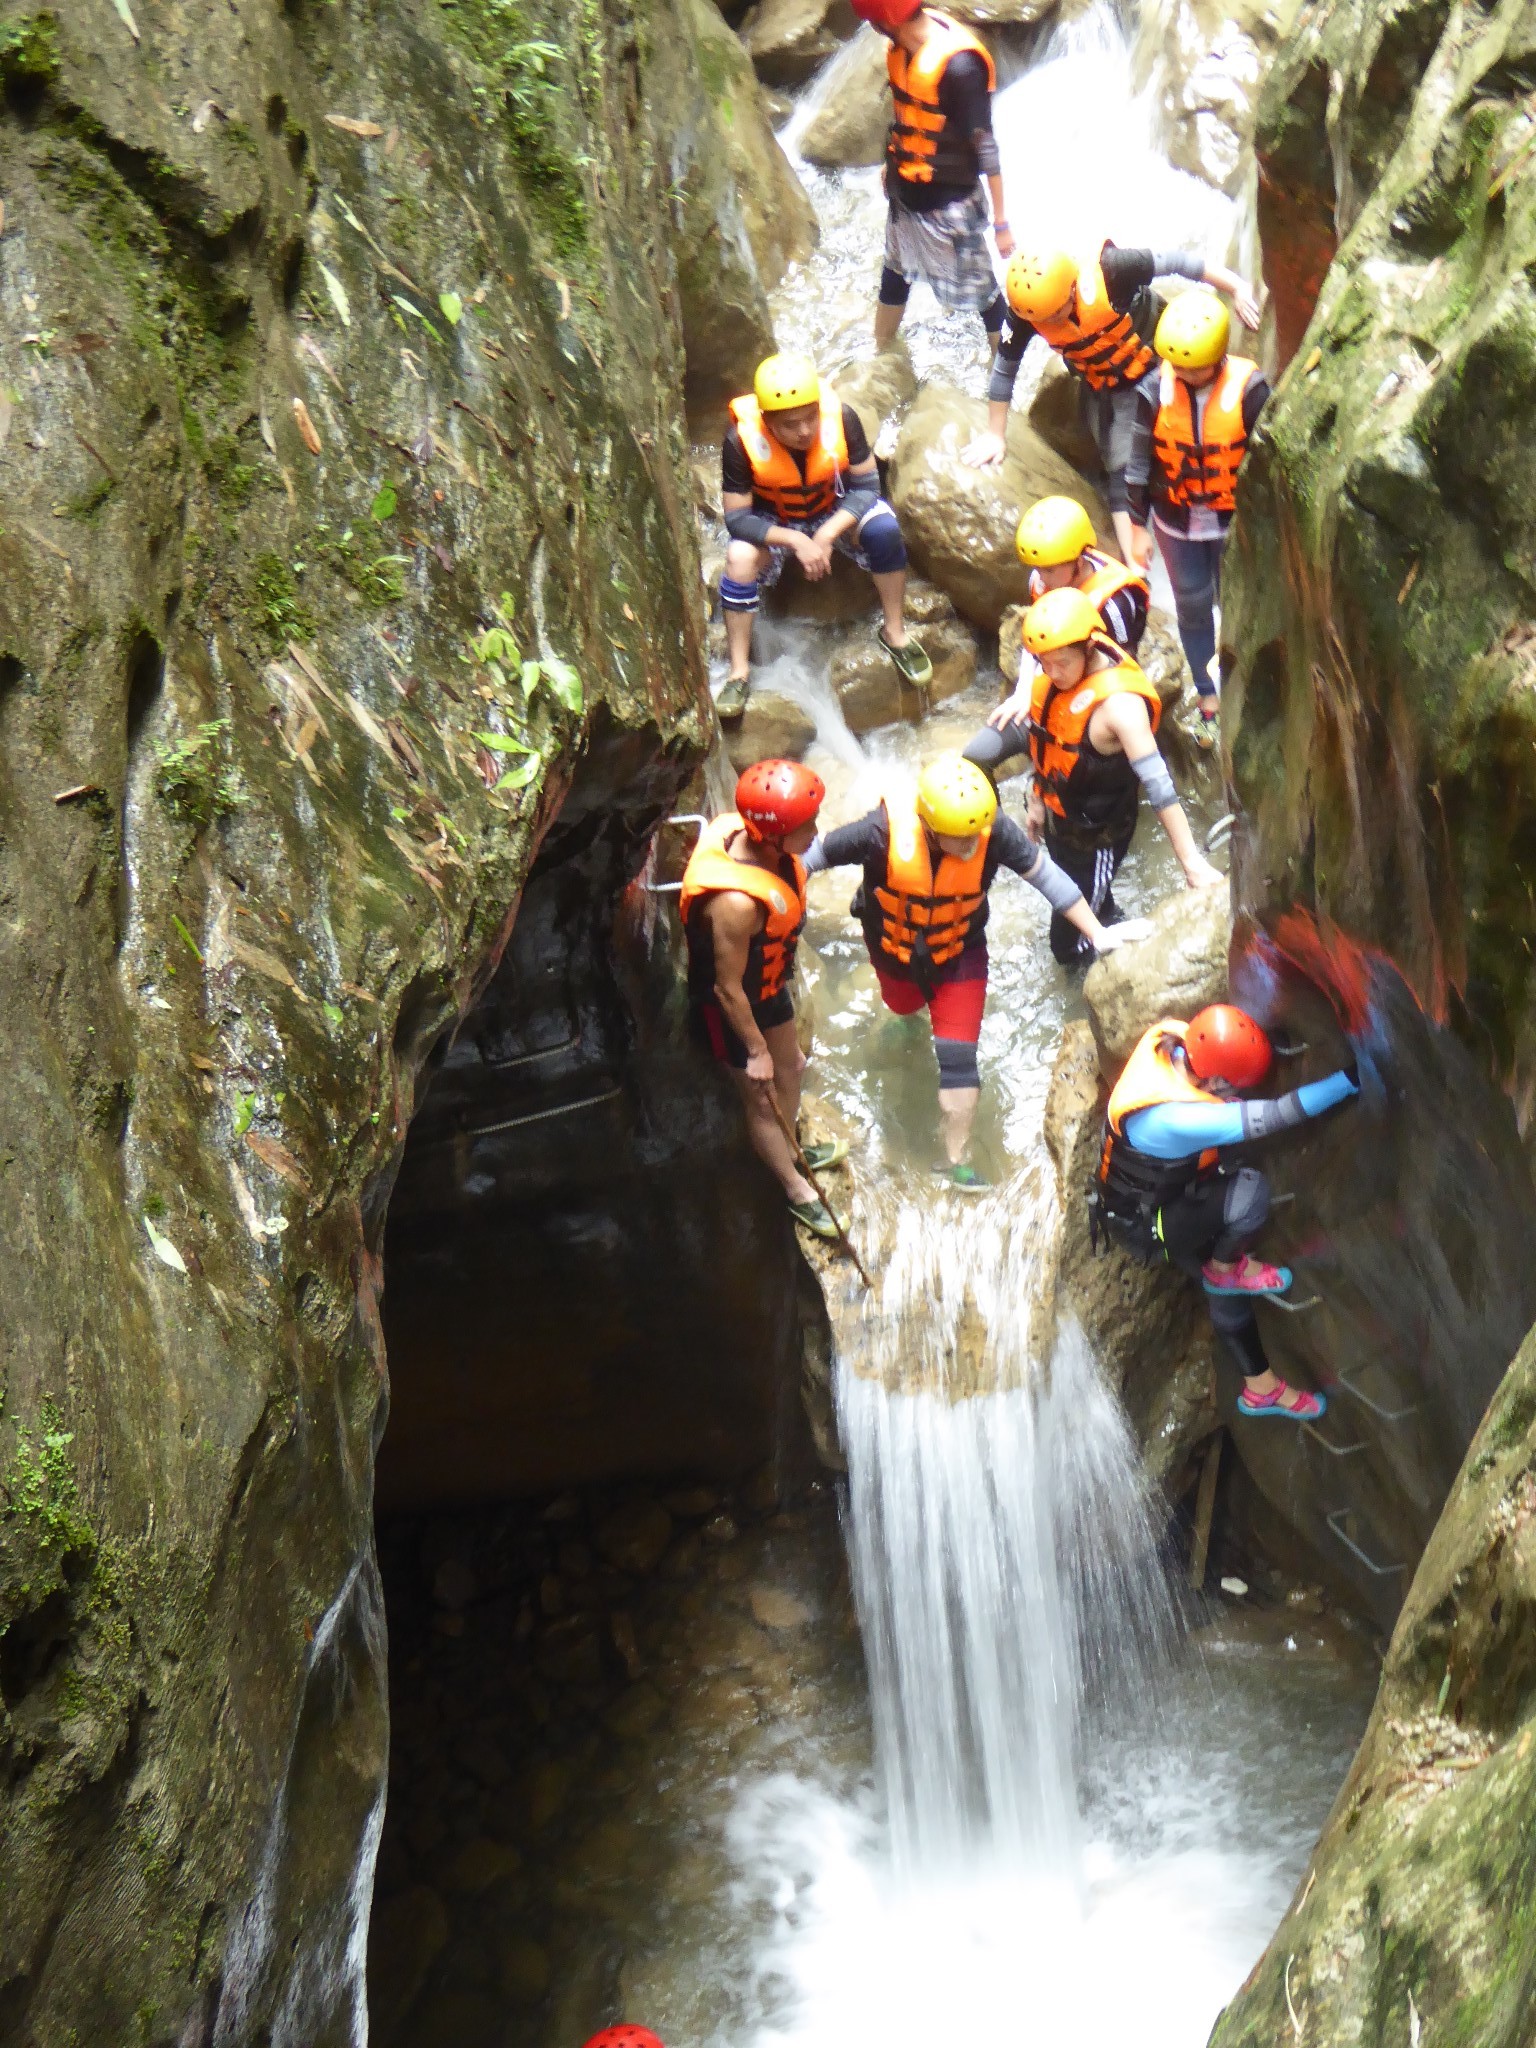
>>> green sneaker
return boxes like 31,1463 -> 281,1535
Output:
879,629 -> 933,689
936,1162 -> 990,1193
801,1138 -> 849,1172
789,1197 -> 844,1241
716,675 -> 750,722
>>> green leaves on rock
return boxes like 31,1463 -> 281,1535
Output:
318,262 -> 352,327
143,1217 -> 188,1275
438,290 -> 464,327
370,481 -> 398,522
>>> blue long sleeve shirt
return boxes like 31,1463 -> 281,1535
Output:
1124,1070 -> 1358,1160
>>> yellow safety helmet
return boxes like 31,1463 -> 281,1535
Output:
1021,586 -> 1102,654
1016,495 -> 1097,569
754,352 -> 821,414
915,754 -> 998,838
1004,249 -> 1077,323
1154,292 -> 1230,371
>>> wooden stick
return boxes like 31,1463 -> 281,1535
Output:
764,1089 -> 872,1290
1189,1433 -> 1223,1593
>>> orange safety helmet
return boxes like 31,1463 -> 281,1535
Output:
734,759 -> 825,841
852,0 -> 924,22
1185,1005 -> 1272,1089
581,2032 -> 666,2048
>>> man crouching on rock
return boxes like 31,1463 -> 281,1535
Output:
717,352 -> 932,722
1094,1004 -> 1358,1419
680,760 -> 848,1242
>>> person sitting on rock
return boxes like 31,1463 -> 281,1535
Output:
965,242 -> 1260,566
852,0 -> 1015,357
1125,292 -> 1270,748
681,760 -> 848,1240
805,752 -> 1146,1190
1095,1004 -> 1359,1419
719,352 -> 932,723
969,586 -> 1222,965
964,498 -> 1149,785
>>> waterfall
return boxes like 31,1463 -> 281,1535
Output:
836,1179 -> 1178,1876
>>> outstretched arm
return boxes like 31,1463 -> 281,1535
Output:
1100,693 -> 1224,889
1124,1071 -> 1360,1159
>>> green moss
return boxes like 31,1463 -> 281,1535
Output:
6,1401 -> 95,1560
0,12 -> 60,82
250,551 -> 315,649
204,434 -> 258,508
156,717 -> 243,826
65,474 -> 117,522
315,523 -> 408,607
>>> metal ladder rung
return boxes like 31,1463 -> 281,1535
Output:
1302,1422 -> 1368,1458
642,814 -> 707,893
1261,1293 -> 1322,1314
1334,1370 -> 1419,1423
1327,1509 -> 1406,1577
466,1086 -> 623,1137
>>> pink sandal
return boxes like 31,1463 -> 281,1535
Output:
1203,1255 -> 1293,1297
1237,1381 -> 1326,1420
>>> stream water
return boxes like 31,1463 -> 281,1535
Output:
666,14 -> 1375,2045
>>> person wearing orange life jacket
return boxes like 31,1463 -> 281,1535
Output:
805,753 -> 1147,1190
1125,292 -> 1270,746
719,353 -> 931,723
851,0 -> 1015,354
965,243 -> 1260,566
1010,587 -> 1223,965
681,761 -> 848,1241
1095,1005 -> 1359,1418
965,496 -> 1149,788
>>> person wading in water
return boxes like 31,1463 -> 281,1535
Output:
806,752 -> 1147,1191
973,585 -> 1221,965
1094,1005 -> 1359,1418
681,761 -> 848,1240
854,0 -> 1015,358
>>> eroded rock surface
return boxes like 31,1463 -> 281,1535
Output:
1210,1316 -> 1536,2048
0,0 -> 785,2036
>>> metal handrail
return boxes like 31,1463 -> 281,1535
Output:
1301,1423 -> 1368,1459
466,1086 -> 623,1138
1327,1509 -> 1406,1577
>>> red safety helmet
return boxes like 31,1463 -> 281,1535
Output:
1185,1004 -> 1272,1089
581,2032 -> 666,2048
852,0 -> 925,25
735,759 -> 825,841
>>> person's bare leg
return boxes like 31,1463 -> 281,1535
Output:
938,1085 -> 980,1165
765,1017 -> 806,1133
875,300 -> 904,346
731,1068 -> 816,1203
723,538 -> 768,682
872,567 -> 910,648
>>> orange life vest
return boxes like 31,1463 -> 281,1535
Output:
870,795 -> 990,970
886,12 -> 996,187
1031,249 -> 1156,391
1151,355 -> 1258,514
1026,639 -> 1162,822
679,813 -> 807,1005
1098,1017 -> 1221,1195
728,392 -> 850,526
1027,548 -> 1150,644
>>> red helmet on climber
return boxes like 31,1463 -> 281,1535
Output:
735,759 -> 826,842
581,2031 -> 666,2048
851,0 -> 925,23
1184,1004 -> 1273,1089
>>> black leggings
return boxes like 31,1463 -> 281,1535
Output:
879,267 -> 1005,334
1158,1168 -> 1271,1381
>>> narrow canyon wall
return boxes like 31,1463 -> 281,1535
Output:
0,1 -> 802,2039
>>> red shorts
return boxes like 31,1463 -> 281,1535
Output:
872,946 -> 988,1042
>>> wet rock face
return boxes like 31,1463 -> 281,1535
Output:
0,0 -> 782,2037
1210,1315 -> 1536,2048
1131,0 -> 1283,198
1225,0 -> 1536,1120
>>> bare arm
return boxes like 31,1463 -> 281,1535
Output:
1201,261 -> 1261,329
1095,693 -> 1224,887
706,891 -> 774,1079
814,455 -> 880,547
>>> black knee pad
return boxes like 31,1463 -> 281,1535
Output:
1222,1167 -> 1271,1243
934,1036 -> 980,1090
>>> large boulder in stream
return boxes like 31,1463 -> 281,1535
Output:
1083,883 -> 1233,1066
1209,1313 -> 1536,2048
664,0 -> 820,415
739,0 -> 858,86
0,0 -> 819,2037
887,386 -> 1111,631
798,25 -> 892,167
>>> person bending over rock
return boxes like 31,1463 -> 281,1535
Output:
853,0 -> 1015,356
1125,292 -> 1270,747
966,242 -> 1259,566
681,761 -> 848,1241
718,353 -> 932,723
1094,1005 -> 1359,1419
805,752 -> 1147,1191
966,586 -> 1222,964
